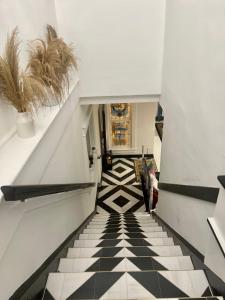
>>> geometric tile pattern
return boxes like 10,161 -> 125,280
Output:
97,185 -> 145,213
43,212 -> 216,300
101,158 -> 139,186
97,157 -> 149,213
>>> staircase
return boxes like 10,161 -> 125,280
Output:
42,157 -> 222,299
42,211 -> 220,299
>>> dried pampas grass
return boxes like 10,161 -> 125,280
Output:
46,24 -> 77,89
27,39 -> 64,103
0,28 -> 47,112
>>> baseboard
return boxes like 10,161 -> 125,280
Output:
9,210 -> 96,300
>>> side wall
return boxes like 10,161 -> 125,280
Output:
158,0 -> 225,279
0,89 -> 99,299
0,0 -> 58,143
55,0 -> 165,97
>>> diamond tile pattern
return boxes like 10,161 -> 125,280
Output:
42,158 -> 220,300
43,212 -> 216,299
113,195 -> 129,207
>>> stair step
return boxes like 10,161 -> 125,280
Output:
79,232 -> 168,240
43,270 -> 212,299
93,215 -> 153,220
67,246 -> 183,258
89,219 -> 156,225
86,223 -> 159,229
83,226 -> 163,234
58,256 -> 194,272
74,238 -> 174,247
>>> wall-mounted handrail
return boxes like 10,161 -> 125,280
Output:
1,183 -> 95,202
158,182 -> 219,204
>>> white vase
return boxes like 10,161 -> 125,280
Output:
16,112 -> 35,138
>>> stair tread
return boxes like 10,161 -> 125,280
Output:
83,227 -> 163,234
79,232 -> 168,240
74,237 -> 174,247
43,270 -> 212,300
67,245 -> 183,258
58,256 -> 194,272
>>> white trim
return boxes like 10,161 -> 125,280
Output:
80,94 -> 160,105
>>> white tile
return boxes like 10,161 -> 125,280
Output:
46,273 -> 64,299
148,246 -> 183,257
123,232 -> 168,238
111,258 -> 127,271
126,273 -> 155,299
125,258 -> 141,271
79,233 -> 104,240
114,248 -> 127,257
74,240 -> 100,247
58,258 -> 99,273
61,272 -> 94,299
144,237 -> 174,246
67,247 -> 100,258
158,270 -> 209,297
153,256 -> 193,271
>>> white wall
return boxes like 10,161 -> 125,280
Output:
135,102 -> 157,155
55,0 -> 165,97
0,89 -> 99,299
0,0 -> 58,144
158,0 -> 225,277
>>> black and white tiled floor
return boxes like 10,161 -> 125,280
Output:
98,157 -> 146,213
101,158 -> 139,186
42,212 -> 221,300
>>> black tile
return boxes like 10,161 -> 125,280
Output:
42,289 -> 55,300
97,239 -> 122,247
94,272 -> 124,298
127,247 -> 158,257
125,238 -> 151,246
202,287 -> 212,296
114,166 -> 126,173
157,272 -> 188,298
151,257 -> 168,270
93,247 -> 123,257
105,225 -> 122,230
99,257 -> 124,271
125,232 -> 146,238
124,220 -> 139,224
113,196 -> 129,207
103,228 -> 121,233
125,223 -> 141,228
128,257 -> 154,270
106,221 -> 121,225
101,233 -> 121,239
66,274 -> 95,299
128,271 -> 161,297
125,227 -> 143,233
86,259 -> 100,272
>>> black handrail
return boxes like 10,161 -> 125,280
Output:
158,182 -> 219,204
1,183 -> 95,201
